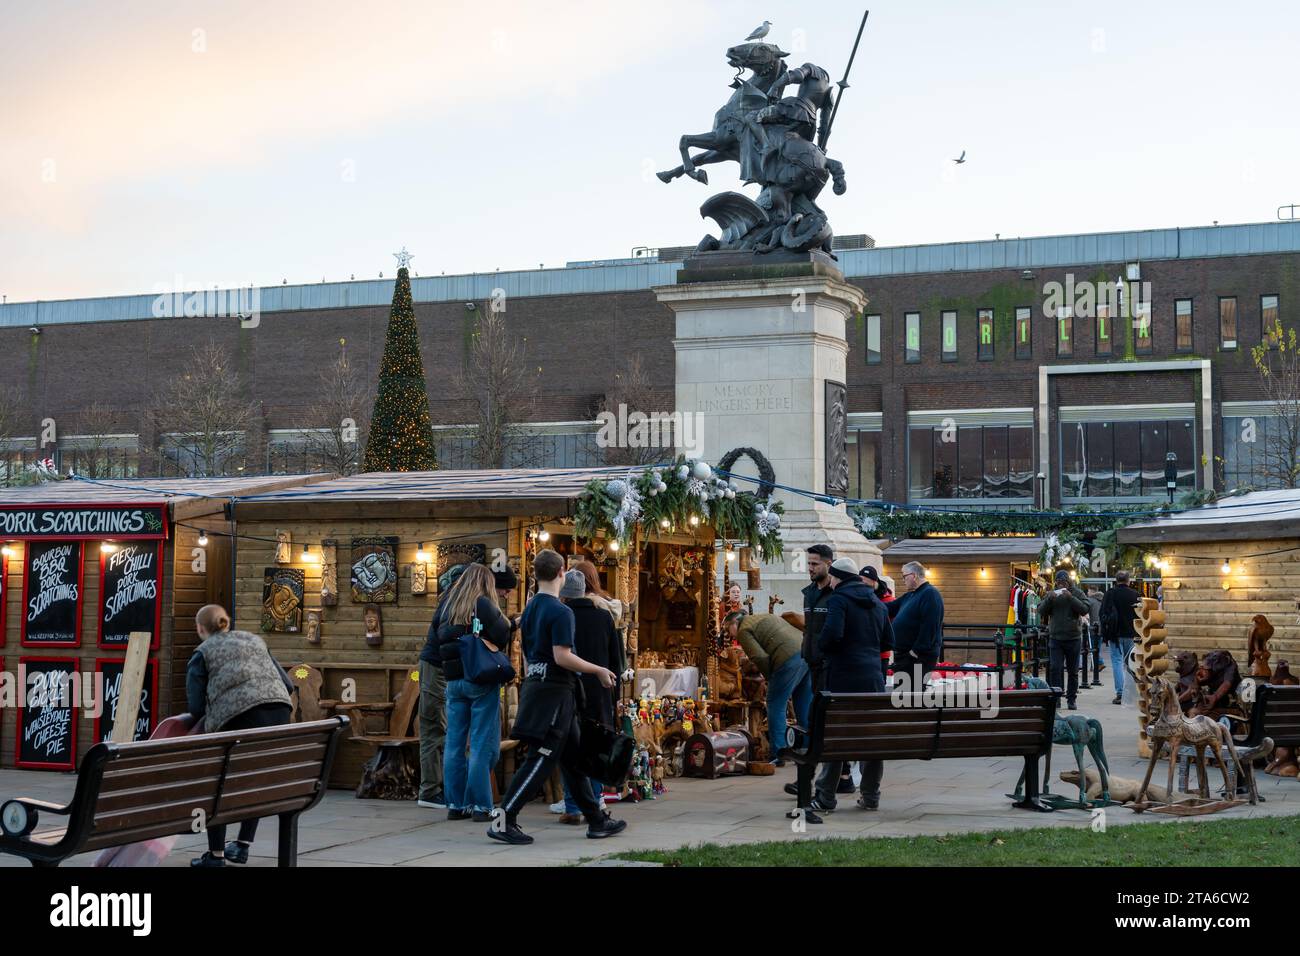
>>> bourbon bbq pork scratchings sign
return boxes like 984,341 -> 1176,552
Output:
17,657 -> 77,769
22,541 -> 84,646
99,542 -> 162,648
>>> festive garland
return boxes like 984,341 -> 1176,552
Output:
575,456 -> 784,562
716,446 -> 776,500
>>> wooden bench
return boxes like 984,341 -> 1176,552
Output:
1177,683 -> 1300,798
0,717 -> 348,867
780,689 -> 1057,823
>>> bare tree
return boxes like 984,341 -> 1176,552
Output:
67,403 -> 132,478
598,354 -> 673,466
150,342 -> 261,477
453,304 -> 538,469
1250,319 -> 1300,488
292,341 -> 370,475
0,387 -> 32,485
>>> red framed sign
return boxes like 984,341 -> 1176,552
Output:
21,541 -> 84,647
98,541 -> 163,650
0,550 -> 8,648
94,657 -> 157,744
0,502 -> 167,541
16,657 -> 78,770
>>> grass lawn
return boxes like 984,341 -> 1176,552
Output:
610,815 -> 1300,866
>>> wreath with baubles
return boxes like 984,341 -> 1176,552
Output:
575,455 -> 784,562
716,446 -> 776,501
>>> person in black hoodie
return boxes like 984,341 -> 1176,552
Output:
436,563 -> 515,822
811,557 -> 892,811
557,569 -> 626,823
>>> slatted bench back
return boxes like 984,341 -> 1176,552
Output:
811,689 -> 1055,762
78,718 -> 344,853
1255,684 -> 1300,748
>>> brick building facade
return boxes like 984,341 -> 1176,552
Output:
1,221 -> 1298,503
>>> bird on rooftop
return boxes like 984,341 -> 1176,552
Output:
745,20 -> 772,41
953,150 -> 967,164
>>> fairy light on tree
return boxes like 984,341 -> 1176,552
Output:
362,249 -> 437,472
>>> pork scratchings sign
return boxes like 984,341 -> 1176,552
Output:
22,541 -> 84,646
0,503 -> 166,540
98,542 -> 163,648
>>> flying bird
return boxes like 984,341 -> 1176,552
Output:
745,20 -> 772,41
953,150 -> 967,164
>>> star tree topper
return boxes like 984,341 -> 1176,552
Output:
393,246 -> 414,270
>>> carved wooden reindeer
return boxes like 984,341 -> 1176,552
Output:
1138,676 -> 1253,805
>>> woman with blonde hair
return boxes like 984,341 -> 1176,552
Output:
435,563 -> 514,821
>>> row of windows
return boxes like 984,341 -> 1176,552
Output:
865,294 -> 1281,364
1059,419 -> 1196,500
907,424 -> 1036,501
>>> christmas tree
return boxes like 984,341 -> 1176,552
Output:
362,250 -> 437,472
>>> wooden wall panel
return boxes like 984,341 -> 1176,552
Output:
884,558 -> 1013,627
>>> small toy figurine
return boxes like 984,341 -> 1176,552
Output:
681,697 -> 696,734
638,697 -> 650,724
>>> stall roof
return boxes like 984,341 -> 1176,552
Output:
1119,488 -> 1300,544
0,475 -> 332,520
229,467 -> 637,520
882,536 -> 1046,562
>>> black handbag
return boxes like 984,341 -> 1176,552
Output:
458,615 -> 516,685
576,716 -> 636,787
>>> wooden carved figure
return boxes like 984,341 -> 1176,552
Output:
1248,614 -> 1274,679
363,603 -> 383,647
304,609 -> 321,645
1174,651 -> 1199,712
1137,677 -> 1252,806
320,539 -> 339,607
275,529 -> 292,565
1272,660 -> 1298,685
1189,650 -> 1242,720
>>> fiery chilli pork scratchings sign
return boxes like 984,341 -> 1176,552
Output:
99,542 -> 163,648
17,658 -> 78,769
22,541 -> 84,646
0,503 -> 167,540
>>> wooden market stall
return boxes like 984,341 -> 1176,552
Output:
1118,489 -> 1300,663
0,474 -> 326,771
226,467 -> 738,792
882,536 -> 1044,627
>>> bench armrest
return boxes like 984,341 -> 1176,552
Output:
14,798 -> 71,816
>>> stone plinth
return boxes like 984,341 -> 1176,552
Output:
654,269 -> 881,608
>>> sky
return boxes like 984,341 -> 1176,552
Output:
1,0 -> 1297,303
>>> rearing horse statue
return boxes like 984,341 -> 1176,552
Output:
657,42 -> 789,186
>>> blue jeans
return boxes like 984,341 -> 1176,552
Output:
563,775 -> 603,815
443,678 -> 501,814
1109,638 -> 1133,696
767,655 -> 812,758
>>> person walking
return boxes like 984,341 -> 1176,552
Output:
1040,570 -> 1090,710
436,563 -> 514,823
557,568 -> 624,823
186,604 -> 295,867
723,610 -> 810,767
489,549 -> 626,846
1084,586 -> 1105,686
1100,570 -> 1142,704
887,561 -> 944,688
811,557 -> 892,812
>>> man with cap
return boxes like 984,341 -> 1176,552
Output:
1039,569 -> 1091,710
805,557 -> 892,812
1100,569 -> 1142,704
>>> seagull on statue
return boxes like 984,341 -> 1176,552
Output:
745,20 -> 772,41
953,150 -> 967,164
393,246 -> 414,270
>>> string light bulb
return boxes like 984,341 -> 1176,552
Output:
1221,558 -> 1231,575
689,515 -> 700,527
197,531 -> 209,547
726,548 -> 737,562
538,530 -> 550,543
301,544 -> 312,562
660,519 -> 670,529
608,539 -> 620,552
979,567 -> 987,577
1,543 -> 13,557
416,542 -> 429,563
101,541 -> 116,553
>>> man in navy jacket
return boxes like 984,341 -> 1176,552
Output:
887,560 -> 944,687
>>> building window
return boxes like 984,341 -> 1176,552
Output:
847,428 -> 882,500
1175,299 -> 1193,352
158,432 -> 249,478
941,311 -> 958,362
1262,294 -> 1280,348
1220,296 -> 1238,350
1015,307 -> 1032,359
1223,412 -> 1299,490
60,435 -> 140,479
1133,300 -> 1153,355
0,439 -> 40,487
904,312 -> 921,363
432,422 -> 603,469
1095,303 -> 1112,357
977,309 -> 994,360
907,423 -> 1034,501
865,314 -> 882,364
1060,418 -> 1195,499
1056,305 -> 1074,358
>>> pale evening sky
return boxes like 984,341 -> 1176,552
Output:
1,0 -> 1296,303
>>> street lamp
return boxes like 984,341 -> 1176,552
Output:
1164,452 -> 1177,504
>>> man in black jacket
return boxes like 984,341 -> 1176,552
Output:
800,544 -> 835,690
1100,569 -> 1142,704
1040,569 -> 1090,710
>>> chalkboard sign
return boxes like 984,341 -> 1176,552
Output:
17,657 -> 77,769
98,542 -> 162,648
21,541 -> 84,646
0,552 -> 8,648
95,657 -> 157,744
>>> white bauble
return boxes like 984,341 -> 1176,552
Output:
692,461 -> 713,480
677,465 -> 690,480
